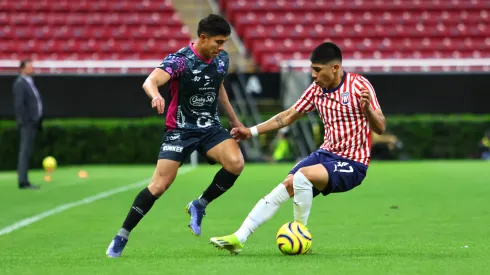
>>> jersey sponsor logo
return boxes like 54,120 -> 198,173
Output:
164,67 -> 173,75
333,161 -> 353,173
199,86 -> 215,91
165,133 -> 181,141
190,92 -> 216,107
192,70 -> 201,74
197,116 -> 213,128
341,91 -> 350,105
204,75 -> 213,86
189,110 -> 215,128
161,144 -> 184,153
177,106 -> 186,128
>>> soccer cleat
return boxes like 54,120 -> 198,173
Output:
106,235 -> 128,258
210,234 -> 244,255
185,200 -> 206,236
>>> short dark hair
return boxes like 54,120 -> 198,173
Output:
197,14 -> 231,37
19,58 -> 32,69
310,42 -> 342,64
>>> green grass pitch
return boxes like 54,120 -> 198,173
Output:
0,161 -> 489,274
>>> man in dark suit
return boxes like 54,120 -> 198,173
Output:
12,59 -> 43,189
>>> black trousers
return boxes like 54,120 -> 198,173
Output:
17,123 -> 39,184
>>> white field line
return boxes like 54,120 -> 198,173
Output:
0,166 -> 195,236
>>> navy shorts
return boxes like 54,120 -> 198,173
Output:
289,149 -> 368,196
158,126 -> 232,163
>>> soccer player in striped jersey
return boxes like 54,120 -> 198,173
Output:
210,42 -> 386,254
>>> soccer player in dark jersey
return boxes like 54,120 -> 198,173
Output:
106,14 -> 244,257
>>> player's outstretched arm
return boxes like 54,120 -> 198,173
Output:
218,82 -> 243,128
231,106 -> 304,141
142,68 -> 171,114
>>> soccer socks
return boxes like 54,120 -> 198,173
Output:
234,183 -> 290,244
119,187 -> 158,238
293,171 -> 314,226
200,168 -> 239,205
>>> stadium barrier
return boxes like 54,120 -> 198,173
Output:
1,115 -> 489,170
1,72 -> 490,118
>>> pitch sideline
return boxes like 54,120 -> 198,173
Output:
0,166 -> 195,236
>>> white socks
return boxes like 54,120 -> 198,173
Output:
293,171 -> 313,226
234,183 -> 291,244
234,172 -> 315,244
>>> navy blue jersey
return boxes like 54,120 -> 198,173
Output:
157,43 -> 229,131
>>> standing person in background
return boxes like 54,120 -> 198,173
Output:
12,59 -> 43,190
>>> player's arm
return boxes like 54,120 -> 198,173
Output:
231,106 -> 304,140
360,89 -> 386,135
365,108 -> 386,135
250,83 -> 318,136
218,82 -> 242,128
142,68 -> 171,114
231,83 -> 315,141
254,106 -> 304,134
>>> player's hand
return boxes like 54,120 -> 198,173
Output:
151,96 -> 165,114
230,126 -> 252,142
230,120 -> 244,129
360,88 -> 372,112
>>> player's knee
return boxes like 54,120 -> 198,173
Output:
148,172 -> 174,197
293,169 -> 310,189
296,168 -> 310,178
223,155 -> 244,175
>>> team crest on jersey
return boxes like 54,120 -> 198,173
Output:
217,59 -> 225,73
341,92 -> 350,105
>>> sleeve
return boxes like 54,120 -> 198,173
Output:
222,53 -> 229,77
355,75 -> 381,111
157,54 -> 186,79
293,83 -> 317,113
217,51 -> 229,77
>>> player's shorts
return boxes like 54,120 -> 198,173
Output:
158,126 -> 232,164
289,149 -> 368,196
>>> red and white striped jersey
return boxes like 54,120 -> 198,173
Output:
293,71 -> 381,166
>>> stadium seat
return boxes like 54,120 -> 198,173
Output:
218,0 -> 490,71
0,0 -> 190,62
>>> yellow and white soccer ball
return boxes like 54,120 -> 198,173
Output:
276,221 -> 312,255
42,156 -> 57,172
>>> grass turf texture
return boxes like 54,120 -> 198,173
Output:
0,161 -> 489,274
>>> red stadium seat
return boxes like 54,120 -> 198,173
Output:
2,0 -> 189,61
2,0 -> 489,71
218,0 -> 490,71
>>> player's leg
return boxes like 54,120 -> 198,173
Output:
210,152 -> 322,254
209,175 -> 293,254
200,138 -> 244,202
292,164 -> 329,225
293,155 -> 368,226
106,130 -> 195,257
186,128 -> 244,236
122,159 -> 181,234
106,159 -> 180,257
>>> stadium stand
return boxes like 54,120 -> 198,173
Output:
218,0 -> 490,72
0,0 -> 488,73
0,0 -> 191,61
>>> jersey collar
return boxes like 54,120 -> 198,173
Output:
190,43 -> 213,64
321,71 -> 346,94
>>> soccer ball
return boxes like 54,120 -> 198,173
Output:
42,156 -> 57,172
276,222 -> 312,255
